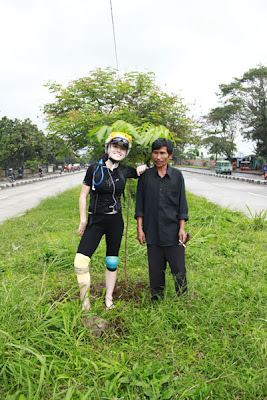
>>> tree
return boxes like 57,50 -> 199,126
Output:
202,134 -> 236,160
217,65 -> 267,157
43,68 -> 195,151
44,134 -> 78,165
203,104 -> 237,159
88,119 -> 174,165
0,117 -> 46,169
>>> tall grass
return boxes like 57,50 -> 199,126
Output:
0,186 -> 266,399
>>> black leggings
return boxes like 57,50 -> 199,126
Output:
77,213 -> 124,258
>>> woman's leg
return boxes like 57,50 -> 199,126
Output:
105,213 -> 124,309
75,215 -> 104,310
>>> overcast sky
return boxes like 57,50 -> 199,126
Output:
1,0 -> 266,155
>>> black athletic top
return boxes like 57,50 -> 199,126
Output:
83,163 -> 138,214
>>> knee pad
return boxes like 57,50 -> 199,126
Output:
74,253 -> 90,283
106,256 -> 118,271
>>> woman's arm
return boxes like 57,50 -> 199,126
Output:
136,164 -> 148,176
78,184 -> 90,236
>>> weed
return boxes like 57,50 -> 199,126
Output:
246,205 -> 267,231
0,187 -> 266,399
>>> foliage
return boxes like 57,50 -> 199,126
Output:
0,117 -> 46,169
0,187 -> 266,399
202,134 -> 236,160
0,116 -> 79,170
217,65 -> 267,157
45,134 -> 78,165
246,205 -> 267,231
203,105 -> 237,159
43,68 -> 195,151
89,119 -> 174,164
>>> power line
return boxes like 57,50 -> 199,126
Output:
109,0 -> 119,74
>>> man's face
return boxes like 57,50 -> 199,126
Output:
151,146 -> 172,168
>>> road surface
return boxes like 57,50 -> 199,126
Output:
182,170 -> 267,217
1,168 -> 266,224
0,172 -> 84,223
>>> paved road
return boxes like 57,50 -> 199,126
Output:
1,168 -> 266,224
182,170 -> 267,217
180,167 -> 264,181
0,172 -> 84,223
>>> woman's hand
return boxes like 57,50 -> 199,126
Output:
136,164 -> 148,176
78,221 -> 87,236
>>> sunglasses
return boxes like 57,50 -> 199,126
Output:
111,139 -> 129,148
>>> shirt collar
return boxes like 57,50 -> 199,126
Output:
153,164 -> 172,177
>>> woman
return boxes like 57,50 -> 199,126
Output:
74,132 -> 147,310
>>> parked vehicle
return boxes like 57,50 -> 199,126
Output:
240,160 -> 251,170
215,160 -> 233,175
73,163 -> 81,171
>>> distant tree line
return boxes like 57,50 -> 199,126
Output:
2,66 -> 266,173
203,65 -> 267,159
0,116 -> 77,173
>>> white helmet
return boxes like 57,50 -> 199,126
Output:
105,132 -> 132,156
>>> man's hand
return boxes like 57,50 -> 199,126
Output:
136,164 -> 148,176
137,228 -> 146,245
178,228 -> 187,245
78,221 -> 87,236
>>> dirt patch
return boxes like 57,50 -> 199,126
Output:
90,280 -> 149,305
50,281 -> 149,306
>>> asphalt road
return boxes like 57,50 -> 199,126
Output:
1,168 -> 266,224
182,170 -> 267,217
0,171 -> 84,224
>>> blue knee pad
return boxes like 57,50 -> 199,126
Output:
106,256 -> 118,271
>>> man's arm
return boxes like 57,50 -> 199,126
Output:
135,175 -> 146,245
137,216 -> 146,245
177,173 -> 188,245
178,219 -> 186,245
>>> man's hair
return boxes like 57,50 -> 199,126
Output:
152,138 -> 174,155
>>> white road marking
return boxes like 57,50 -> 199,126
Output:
248,192 -> 267,199
0,196 -> 8,200
31,185 -> 47,191
212,183 -> 225,187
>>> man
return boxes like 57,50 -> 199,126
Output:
135,138 -> 189,300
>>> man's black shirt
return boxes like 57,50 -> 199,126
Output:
135,165 -> 188,246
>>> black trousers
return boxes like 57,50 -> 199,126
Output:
147,244 -> 187,300
77,213 -> 124,258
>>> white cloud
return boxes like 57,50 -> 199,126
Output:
0,0 -> 266,154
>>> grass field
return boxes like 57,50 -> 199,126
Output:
0,183 -> 266,399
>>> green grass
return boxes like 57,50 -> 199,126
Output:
0,184 -> 266,399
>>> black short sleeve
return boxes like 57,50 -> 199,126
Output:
121,165 -> 138,179
83,164 -> 95,187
